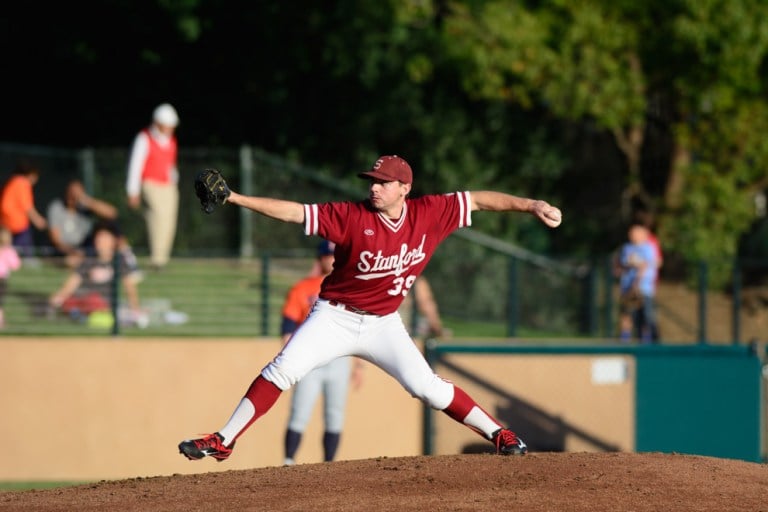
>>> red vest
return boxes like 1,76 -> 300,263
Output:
140,129 -> 177,184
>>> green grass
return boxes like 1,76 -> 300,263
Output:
3,256 -> 307,337
0,481 -> 90,492
5,256 -> 565,340
443,317 -> 587,340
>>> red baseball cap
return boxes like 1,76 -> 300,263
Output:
358,155 -> 413,184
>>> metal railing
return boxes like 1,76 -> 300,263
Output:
2,142 -> 766,343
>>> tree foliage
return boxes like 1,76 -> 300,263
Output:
4,0 -> 768,286
433,0 -> 768,286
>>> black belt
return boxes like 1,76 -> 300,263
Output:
328,300 -> 377,316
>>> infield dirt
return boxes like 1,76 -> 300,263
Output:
2,452 -> 766,512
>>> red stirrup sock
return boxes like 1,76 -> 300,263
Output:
229,376 -> 282,443
441,384 -> 500,438
443,385 -> 474,422
245,375 -> 282,415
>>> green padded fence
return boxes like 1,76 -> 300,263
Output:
423,342 -> 764,462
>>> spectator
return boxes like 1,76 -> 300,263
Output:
47,178 -> 137,269
0,160 -> 47,257
281,240 -> 364,465
126,103 -> 180,271
614,223 -> 659,344
48,221 -> 146,327
634,210 -> 663,272
0,227 -> 21,328
634,209 -> 663,341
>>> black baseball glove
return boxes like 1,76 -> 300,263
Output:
194,169 -> 231,214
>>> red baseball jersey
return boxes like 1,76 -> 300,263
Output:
303,192 -> 471,315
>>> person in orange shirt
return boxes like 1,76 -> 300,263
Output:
0,161 -> 47,257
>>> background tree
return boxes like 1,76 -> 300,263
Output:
431,0 -> 768,286
4,0 -> 768,287
661,0 -> 768,286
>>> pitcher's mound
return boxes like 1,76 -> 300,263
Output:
2,452 -> 766,511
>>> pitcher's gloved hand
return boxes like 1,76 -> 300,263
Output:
194,169 -> 231,214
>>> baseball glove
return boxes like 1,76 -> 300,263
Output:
194,169 -> 231,214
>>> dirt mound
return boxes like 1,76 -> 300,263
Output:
2,452 -> 765,512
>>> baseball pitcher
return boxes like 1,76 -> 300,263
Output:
180,155 -> 563,461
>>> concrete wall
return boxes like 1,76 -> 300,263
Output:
1,338 -> 421,481
1,338 -> 635,482
431,354 -> 635,455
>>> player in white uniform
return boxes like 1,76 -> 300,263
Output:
179,155 -> 563,461
281,240 -> 364,466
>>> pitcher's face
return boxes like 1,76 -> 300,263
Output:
368,179 -> 410,214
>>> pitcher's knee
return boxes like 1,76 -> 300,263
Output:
408,375 -> 454,410
261,363 -> 299,391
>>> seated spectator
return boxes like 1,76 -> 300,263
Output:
47,179 -> 138,270
48,221 -> 146,327
0,227 -> 21,328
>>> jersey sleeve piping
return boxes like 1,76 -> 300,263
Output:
303,204 -> 319,235
458,191 -> 472,228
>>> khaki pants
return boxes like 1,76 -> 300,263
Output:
141,181 -> 178,267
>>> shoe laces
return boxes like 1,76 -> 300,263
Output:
494,429 -> 518,452
194,433 -> 225,451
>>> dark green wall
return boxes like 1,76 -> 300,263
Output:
425,343 -> 764,462
635,347 -> 762,462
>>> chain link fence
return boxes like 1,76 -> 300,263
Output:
3,141 -> 764,342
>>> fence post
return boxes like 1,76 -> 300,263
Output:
79,147 -> 96,193
698,261 -> 708,344
239,145 -> 254,258
111,251 -> 120,336
732,259 -> 741,345
261,252 -> 270,336
422,339 -> 438,455
582,262 -> 598,336
506,256 -> 518,337
603,255 -> 614,338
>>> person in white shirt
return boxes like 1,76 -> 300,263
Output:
125,103 -> 180,270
